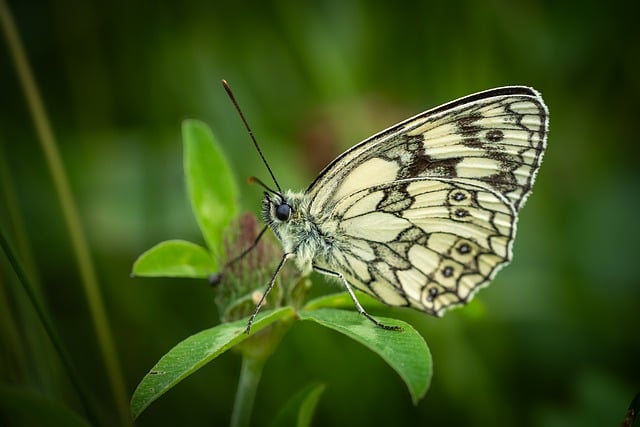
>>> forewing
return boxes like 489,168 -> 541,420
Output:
307,86 -> 547,215
320,179 -> 516,315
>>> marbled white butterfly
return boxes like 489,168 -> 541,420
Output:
223,82 -> 548,332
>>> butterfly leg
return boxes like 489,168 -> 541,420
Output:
313,266 -> 402,331
245,252 -> 292,334
209,225 -> 269,286
226,225 -> 269,268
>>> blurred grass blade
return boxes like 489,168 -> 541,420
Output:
183,119 -> 237,260
130,307 -> 295,419
270,383 -> 326,427
132,240 -> 215,278
299,308 -> 432,405
0,3 -> 129,424
0,229 -> 98,425
0,384 -> 91,427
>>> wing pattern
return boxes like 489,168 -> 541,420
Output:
308,87 -> 547,214
308,87 -> 548,315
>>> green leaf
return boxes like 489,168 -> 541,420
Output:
625,392 -> 640,427
303,290 -> 389,311
131,239 -> 215,278
298,308 -> 432,405
183,119 -> 237,260
130,307 -> 295,419
270,383 -> 326,427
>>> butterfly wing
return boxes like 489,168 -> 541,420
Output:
307,86 -> 548,215
318,179 -> 515,315
306,86 -> 548,315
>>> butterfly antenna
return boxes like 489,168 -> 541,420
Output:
247,176 -> 283,198
222,79 -> 282,194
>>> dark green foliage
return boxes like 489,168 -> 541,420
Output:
2,1 -> 639,426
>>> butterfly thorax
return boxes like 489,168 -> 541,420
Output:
262,190 -> 339,275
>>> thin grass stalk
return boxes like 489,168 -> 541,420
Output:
0,1 -> 130,424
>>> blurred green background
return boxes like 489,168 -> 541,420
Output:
1,0 -> 639,426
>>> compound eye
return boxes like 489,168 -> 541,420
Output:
275,203 -> 291,221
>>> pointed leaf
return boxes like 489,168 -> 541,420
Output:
131,307 -> 295,419
298,308 -> 432,404
131,239 -> 215,278
183,119 -> 237,259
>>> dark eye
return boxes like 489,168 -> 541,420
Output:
275,203 -> 291,221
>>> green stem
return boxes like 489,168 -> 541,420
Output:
0,230 -> 99,425
230,355 -> 266,427
0,2 -> 129,424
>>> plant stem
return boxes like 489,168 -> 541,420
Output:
230,354 -> 266,427
0,230 -> 99,425
0,2 -> 129,424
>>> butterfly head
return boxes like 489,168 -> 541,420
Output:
261,190 -> 313,252
262,191 -> 295,226
274,200 -> 292,221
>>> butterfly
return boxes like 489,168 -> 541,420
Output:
222,82 -> 548,333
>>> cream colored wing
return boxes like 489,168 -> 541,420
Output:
307,86 -> 548,216
319,178 -> 516,315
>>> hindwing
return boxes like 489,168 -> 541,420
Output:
318,179 -> 515,315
